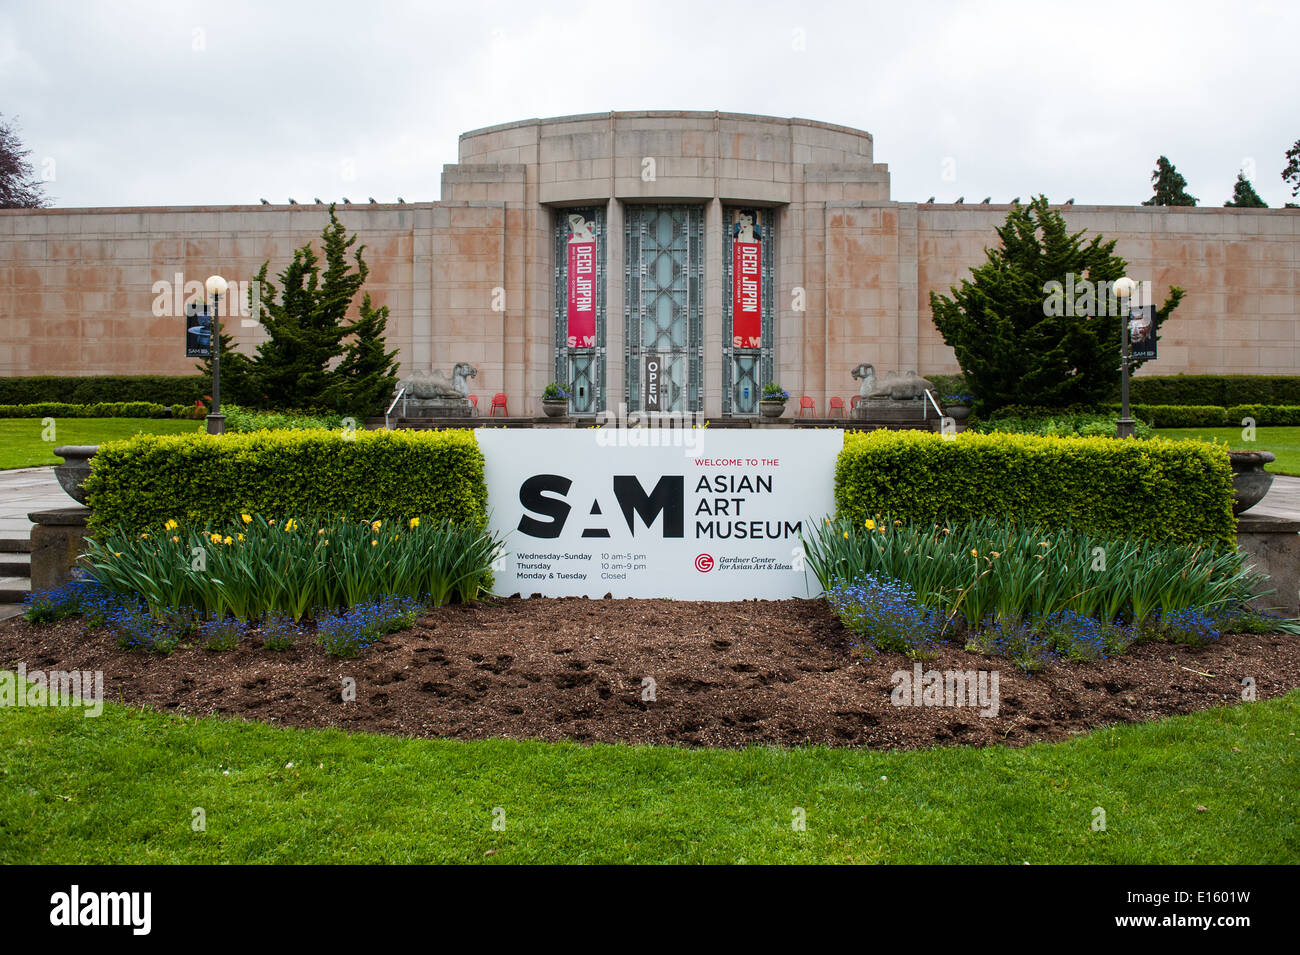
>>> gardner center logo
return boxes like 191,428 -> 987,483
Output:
694,553 -> 715,573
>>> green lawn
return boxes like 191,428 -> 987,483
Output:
1156,426 -> 1300,475
0,417 -> 202,470
2,687 -> 1296,863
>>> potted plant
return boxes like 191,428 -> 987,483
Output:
943,392 -> 974,422
759,383 -> 788,419
541,382 -> 571,418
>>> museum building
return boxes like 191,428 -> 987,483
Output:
1,111 -> 1297,417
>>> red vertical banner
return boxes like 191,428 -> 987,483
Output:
732,240 -> 761,348
567,240 -> 596,348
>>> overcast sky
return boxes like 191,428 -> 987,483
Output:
3,0 -> 1296,210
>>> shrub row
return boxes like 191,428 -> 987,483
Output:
834,430 -> 1235,546
83,429 -> 488,533
0,375 -> 208,406
1128,375 -> 1300,407
1100,404 -> 1300,427
0,401 -> 200,419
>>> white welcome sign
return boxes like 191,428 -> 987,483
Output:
477,429 -> 844,599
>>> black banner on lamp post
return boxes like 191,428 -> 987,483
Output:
185,302 -> 212,358
1128,305 -> 1157,362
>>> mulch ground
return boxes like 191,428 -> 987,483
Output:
3,598 -> 1298,749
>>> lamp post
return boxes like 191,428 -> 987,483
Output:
1113,276 -> 1136,439
204,274 -> 229,435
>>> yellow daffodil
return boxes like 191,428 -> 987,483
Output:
970,548 -> 978,557
317,528 -> 326,535
370,539 -> 378,547
140,533 -> 149,539
371,520 -> 382,532
223,536 -> 233,545
991,551 -> 1000,558
241,513 -> 252,524
237,533 -> 245,541
864,519 -> 876,530
409,517 -> 420,529
843,531 -> 849,539
163,519 -> 178,531
285,518 -> 297,532
210,533 -> 222,543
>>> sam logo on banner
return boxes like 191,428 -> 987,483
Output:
731,208 -> 763,349
566,212 -> 596,348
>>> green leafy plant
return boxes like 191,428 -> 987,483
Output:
542,382 -> 571,401
803,516 -> 1272,637
83,512 -> 502,623
761,383 -> 788,401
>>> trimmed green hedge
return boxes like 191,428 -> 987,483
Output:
0,402 -> 197,419
834,430 -> 1235,546
1227,405 -> 1300,427
1118,404 -> 1229,428
0,375 -> 208,406
1129,375 -> 1300,407
84,429 -> 488,533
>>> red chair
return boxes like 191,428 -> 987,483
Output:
798,396 -> 816,417
469,395 -> 479,415
850,395 -> 863,410
489,393 -> 508,417
828,396 -> 845,417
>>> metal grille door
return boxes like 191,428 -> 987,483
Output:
624,205 -> 704,412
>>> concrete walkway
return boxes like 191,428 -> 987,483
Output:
0,467 -> 72,540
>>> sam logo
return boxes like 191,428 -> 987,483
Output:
518,474 -> 684,539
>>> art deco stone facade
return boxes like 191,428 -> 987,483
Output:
1,111 -> 1296,416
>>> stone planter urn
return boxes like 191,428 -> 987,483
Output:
52,445 -> 98,505
1228,450 -> 1275,515
944,405 -> 971,422
759,400 -> 786,419
542,399 -> 568,418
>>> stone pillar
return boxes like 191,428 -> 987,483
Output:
703,197 -> 724,417
604,196 -> 625,416
29,507 -> 91,592
1236,514 -> 1300,616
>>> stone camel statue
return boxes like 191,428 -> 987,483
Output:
851,363 -> 934,400
399,362 -> 478,399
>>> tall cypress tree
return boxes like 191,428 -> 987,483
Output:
929,196 -> 1184,416
329,292 -> 400,416
1224,172 -> 1268,208
1142,156 -> 1198,206
248,205 -> 369,410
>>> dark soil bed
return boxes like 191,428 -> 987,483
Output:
3,598 -> 1298,749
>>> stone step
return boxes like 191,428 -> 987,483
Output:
0,538 -> 32,554
0,556 -> 30,576
0,581 -> 31,604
